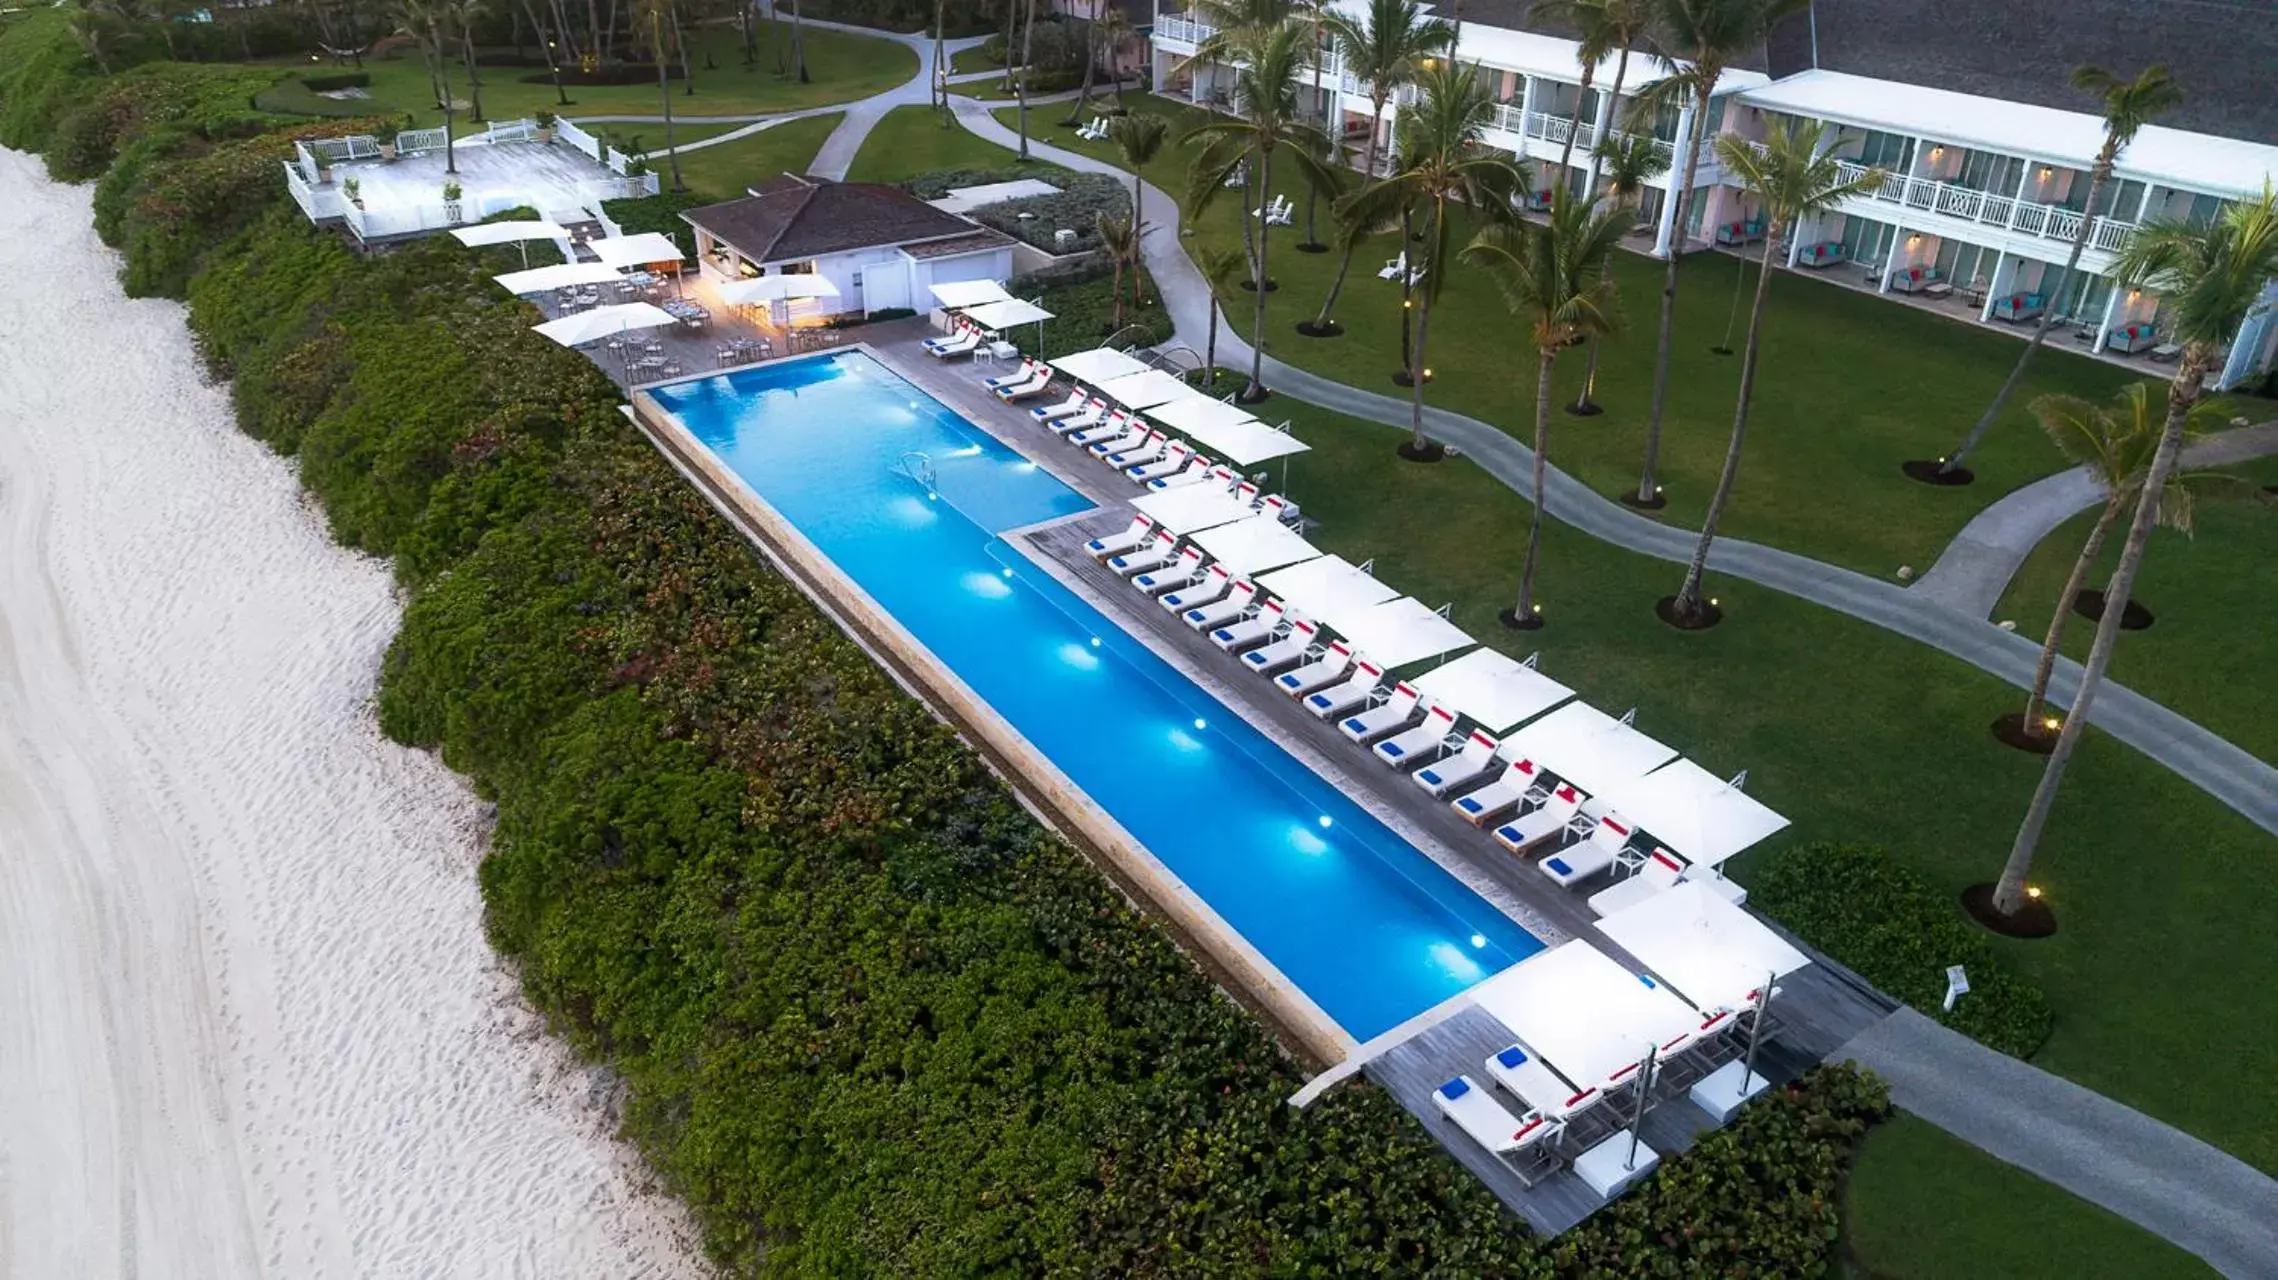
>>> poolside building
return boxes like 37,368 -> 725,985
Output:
1146,0 -> 2278,388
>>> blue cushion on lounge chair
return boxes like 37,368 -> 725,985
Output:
1438,1076 -> 1470,1099
1456,796 -> 1483,813
1308,692 -> 1331,708
1275,672 -> 1300,688
1496,1045 -> 1529,1069
1213,626 -> 1236,642
1494,823 -> 1520,842
1417,767 -> 1443,786
1382,741 -> 1407,758
1341,716 -> 1364,733
1545,856 -> 1573,876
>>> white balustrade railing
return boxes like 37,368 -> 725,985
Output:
396,126 -> 448,155
556,117 -> 602,161
1822,156 -> 2136,254
1154,13 -> 1213,46
462,117 -> 537,146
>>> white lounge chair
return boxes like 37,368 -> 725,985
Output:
1088,420 -> 1154,458
1587,847 -> 1688,918
1030,390 -> 1090,423
993,368 -> 1054,401
927,328 -> 981,360
1373,704 -> 1458,769
1539,811 -> 1640,888
1147,458 -> 1220,490
1257,493 -> 1297,526
1302,659 -> 1385,719
1240,618 -> 1319,674
1209,597 -> 1286,649
1160,565 -> 1233,613
1485,1044 -> 1598,1123
1412,730 -> 1501,798
1083,515 -> 1154,560
1432,1076 -> 1560,1164
922,321 -> 977,352
1338,681 -> 1422,743
1068,413 -> 1138,449
1047,400 -> 1110,433
1377,252 -> 1407,281
1183,579 -> 1258,630
1491,783 -> 1584,855
1126,441 -> 1196,484
1131,545 -> 1207,594
1106,531 -> 1181,577
1105,430 -> 1170,470
1452,757 -> 1544,825
984,359 -> 1045,391
1274,641 -> 1353,696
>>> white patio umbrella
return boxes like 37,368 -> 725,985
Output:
1148,395 -> 1258,438
1253,555 -> 1396,622
1049,346 -> 1151,385
1410,648 -> 1575,734
1593,881 -> 1807,1014
531,301 -> 676,347
962,297 -> 1054,351
1598,759 -> 1789,870
716,274 -> 843,306
1190,515 -> 1322,576
1501,701 -> 1679,797
589,231 -> 687,268
1095,368 -> 1206,411
453,218 -> 568,268
929,278 -> 1015,309
1130,481 -> 1260,534
1469,939 -> 1699,1088
494,261 -> 627,294
1329,597 -> 1475,668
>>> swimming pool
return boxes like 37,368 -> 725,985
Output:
654,352 -> 1542,1040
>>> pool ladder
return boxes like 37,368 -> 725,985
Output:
896,450 -> 938,498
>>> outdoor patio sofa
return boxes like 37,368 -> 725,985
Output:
2105,321 -> 2159,353
1714,215 -> 1766,246
1888,265 -> 1944,294
1795,241 -> 1845,268
1992,291 -> 2046,322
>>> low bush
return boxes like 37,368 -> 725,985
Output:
1025,267 -> 1167,356
972,170 -> 1129,254
826,306 -> 918,328
299,71 -> 372,93
43,61 -> 278,181
896,162 -> 1081,200
600,189 -> 710,240
1751,841 -> 2055,1057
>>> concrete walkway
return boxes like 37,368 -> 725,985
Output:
947,104 -> 2278,839
1838,1011 -> 2278,1280
1914,422 -> 2278,617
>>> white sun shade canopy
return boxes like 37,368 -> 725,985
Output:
1594,881 -> 1808,1012
1330,597 -> 1474,668
1049,346 -> 1152,384
1198,416 -> 1310,466
962,298 -> 1054,328
1501,701 -> 1678,796
494,261 -> 630,294
588,232 -> 687,268
452,219 -> 569,246
1190,515 -> 1321,576
1148,395 -> 1258,438
1410,648 -> 1575,733
717,274 -> 842,305
1599,758 -> 1790,869
1253,555 -> 1397,622
1096,368 -> 1205,411
1470,940 -> 1702,1087
929,278 -> 1015,309
1130,481 -> 1259,534
530,301 -> 677,346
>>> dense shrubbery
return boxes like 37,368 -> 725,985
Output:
975,172 -> 1129,254
803,0 -> 997,36
44,61 -> 279,181
1024,266 -> 1168,356
896,162 -> 1080,200
1751,842 -> 2055,1057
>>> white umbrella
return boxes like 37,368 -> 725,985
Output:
531,301 -> 677,347
717,274 -> 843,306
453,219 -> 569,246
1594,881 -> 1808,1013
1129,481 -> 1259,534
590,232 -> 687,268
1148,395 -> 1259,438
1410,648 -> 1575,733
1598,759 -> 1789,869
929,278 -> 1015,309
494,261 -> 627,294
1096,368 -> 1205,411
1469,940 -> 1700,1087
1329,597 -> 1474,668
1049,346 -> 1151,384
1198,417 -> 1310,468
1190,515 -> 1321,576
961,298 -> 1053,328
1253,555 -> 1396,622
1501,701 -> 1679,797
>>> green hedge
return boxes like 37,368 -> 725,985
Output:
1752,841 -> 2055,1057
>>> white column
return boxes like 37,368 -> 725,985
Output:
2092,281 -> 2123,353
2134,181 -> 2158,223
2007,163 -> 2033,229
1980,251 -> 2009,322
1652,102 -> 1697,259
1879,226 -> 1905,291
1593,86 -> 1613,148
2216,279 -> 2278,389
1519,75 -> 1541,140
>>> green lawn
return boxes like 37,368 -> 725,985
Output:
989,92 -> 1217,185
1993,454 -> 2278,765
253,26 -> 915,128
663,112 -> 842,200
845,103 -> 1028,180
592,120 -> 746,154
948,44 -> 1003,78
1841,1115 -> 2219,1279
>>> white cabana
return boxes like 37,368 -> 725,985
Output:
1330,597 -> 1474,668
1198,417 -> 1311,467
1470,940 -> 1701,1087
531,301 -> 677,347
1502,701 -> 1679,796
1410,648 -> 1575,734
1148,395 -> 1259,438
1190,515 -> 1321,576
1599,759 -> 1789,869
494,261 -> 631,294
1253,555 -> 1397,622
717,274 -> 843,306
1096,368 -> 1206,411
452,219 -> 569,246
962,298 -> 1054,328
1594,881 -> 1808,1012
1130,482 -> 1260,534
589,232 -> 687,268
1049,346 -> 1152,385
929,278 -> 1015,309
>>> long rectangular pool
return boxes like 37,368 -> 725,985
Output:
654,352 -> 1542,1040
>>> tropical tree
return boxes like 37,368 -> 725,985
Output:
1668,119 -> 1884,622
1193,243 -> 1249,382
1566,128 -> 1669,410
1183,20 -> 1333,400
1336,59 -> 1526,453
1111,112 -> 1170,248
1069,0 -> 1102,120
1633,0 -> 1800,506
639,0 -> 686,192
1532,0 -> 1621,192
1015,0 -> 1037,158
1097,212 -> 1138,331
2013,386 -> 2240,743
1462,190 -> 1629,624
1568,0 -> 1653,200
1298,157 -> 1379,334
1321,0 -> 1453,181
1935,64 -> 2181,479
788,0 -> 809,82
1100,4 -> 1133,108
453,0 -> 487,121
1989,185 -> 2278,919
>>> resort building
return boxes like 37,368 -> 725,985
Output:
1145,0 -> 2278,388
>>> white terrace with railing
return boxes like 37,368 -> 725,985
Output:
281,117 -> 659,246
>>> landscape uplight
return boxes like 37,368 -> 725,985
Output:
2026,886 -> 2044,900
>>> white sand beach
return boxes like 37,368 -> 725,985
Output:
0,146 -> 702,1278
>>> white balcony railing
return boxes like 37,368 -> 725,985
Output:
1826,157 -> 2136,254
1154,12 -> 1213,47
556,118 -> 603,162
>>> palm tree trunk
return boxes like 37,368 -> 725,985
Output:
1554,67 -> 1591,195
1993,344 -> 2211,913
461,22 -> 486,122
656,14 -> 684,191
671,1 -> 695,95
740,0 -> 754,64
1581,48 -> 1630,201
1515,346 -> 1556,616
1674,225 -> 1777,614
1205,309 -> 1220,380
1110,251 -> 1126,330
1311,246 -> 1359,330
1246,146 -> 1274,399
932,0 -> 945,108
1407,293 -> 1434,448
2021,497 -> 2124,734
1014,0 -> 1034,158
789,0 -> 808,82
1071,4 -> 1098,119
1942,155 -> 2116,475
1639,81 -> 1710,504
520,0 -> 571,104
1357,94 -> 1385,179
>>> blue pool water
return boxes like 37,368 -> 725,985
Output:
657,352 -> 1542,1039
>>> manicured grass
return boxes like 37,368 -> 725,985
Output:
591,120 -> 746,154
948,44 -> 1003,78
1993,453 -> 2278,765
251,27 -> 915,128
1841,1115 -> 2219,1279
662,112 -> 842,200
845,103 -> 1028,180
989,92 -> 1216,185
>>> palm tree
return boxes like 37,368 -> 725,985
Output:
1633,0 -> 1800,506
1299,158 -> 1378,334
1183,20 -> 1333,401
1336,59 -> 1526,454
1934,65 -> 2181,480
1570,0 -> 1653,201
639,0 -> 686,192
1565,129 -> 1669,410
1110,112 -> 1170,243
1069,0 -> 1101,120
1989,185 -> 2278,919
1668,119 -> 1883,623
2013,386 -> 2236,744
1193,244 -> 1249,383
1097,212 -> 1138,331
1463,190 -> 1628,624
1530,0 -> 1619,194
453,0 -> 487,122
1099,5 -> 1132,108
788,0 -> 809,82
1321,0 -> 1452,182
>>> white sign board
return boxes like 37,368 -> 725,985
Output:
1942,964 -> 1970,1012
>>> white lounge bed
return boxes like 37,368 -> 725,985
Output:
1586,847 -> 1688,918
1130,545 -> 1206,593
923,321 -> 977,352
1412,730 -> 1501,797
1207,597 -> 1284,648
993,368 -> 1054,401
1104,430 -> 1169,469
1239,619 -> 1319,674
1539,811 -> 1641,888
1183,579 -> 1258,629
1029,390 -> 1090,423
927,328 -> 982,359
1083,515 -> 1154,560
1159,565 -> 1233,613
1301,659 -> 1385,719
1147,458 -> 1224,490
1338,681 -> 1422,744
1491,783 -> 1584,854
1126,442 -> 1196,484
1373,704 -> 1458,769
1066,412 -> 1134,448
1048,401 -> 1111,434
1106,531 -> 1180,577
1273,642 -> 1353,696
1432,1076 -> 1560,1164
1085,421 -> 1153,457
1485,1043 -> 1601,1123
984,359 -> 1045,391
1452,757 -> 1544,825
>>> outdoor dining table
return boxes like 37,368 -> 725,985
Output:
662,299 -> 710,329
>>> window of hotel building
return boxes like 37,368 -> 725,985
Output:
2184,193 -> 2227,228
2096,178 -> 2146,220
1649,100 -> 1682,142
1854,129 -> 1908,169
1703,94 -> 1726,134
1934,239 -> 1994,286
1956,150 -> 2022,194
1839,215 -> 1894,264
1495,70 -> 1521,104
2050,270 -> 2110,320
